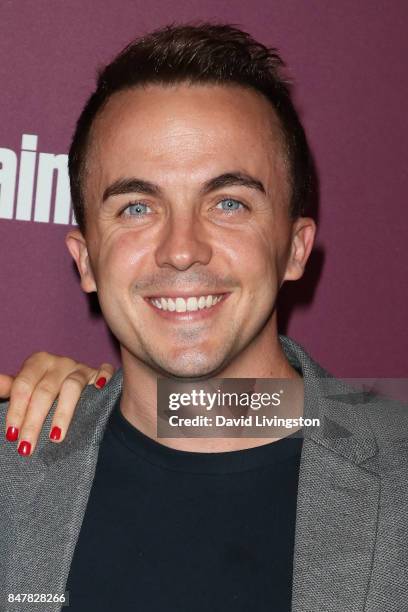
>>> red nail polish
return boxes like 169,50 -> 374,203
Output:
50,426 -> 62,441
96,376 -> 107,389
6,426 -> 19,442
18,440 -> 31,456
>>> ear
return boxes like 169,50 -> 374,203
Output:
282,217 -> 317,282
65,229 -> 97,293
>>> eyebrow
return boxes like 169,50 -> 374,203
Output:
102,171 -> 266,203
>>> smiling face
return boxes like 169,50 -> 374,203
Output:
67,83 -> 315,378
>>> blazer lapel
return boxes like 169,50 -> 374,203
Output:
291,437 -> 380,611
278,336 -> 381,612
3,370 -> 123,612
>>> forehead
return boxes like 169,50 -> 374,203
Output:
86,83 -> 288,194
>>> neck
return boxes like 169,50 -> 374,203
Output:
120,320 -> 303,452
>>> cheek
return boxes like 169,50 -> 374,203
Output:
234,223 -> 280,273
250,213 -> 293,285
222,224 -> 280,293
90,230 -> 151,292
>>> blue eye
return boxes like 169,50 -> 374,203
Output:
216,198 -> 246,212
123,202 -> 151,216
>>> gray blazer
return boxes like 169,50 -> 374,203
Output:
0,335 -> 407,611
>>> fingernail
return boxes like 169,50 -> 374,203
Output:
96,376 -> 107,389
18,440 -> 31,456
6,426 -> 19,442
50,426 -> 62,441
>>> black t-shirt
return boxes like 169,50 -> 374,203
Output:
66,398 -> 303,611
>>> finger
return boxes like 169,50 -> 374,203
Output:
90,363 -> 116,389
17,368 -> 91,455
6,374 -> 41,442
48,373 -> 88,443
15,373 -> 64,455
0,374 -> 14,399
5,353 -> 53,439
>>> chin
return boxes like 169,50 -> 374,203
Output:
153,352 -> 225,380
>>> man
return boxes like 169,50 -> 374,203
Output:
1,22 -> 407,612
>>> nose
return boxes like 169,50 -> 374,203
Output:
154,213 -> 212,271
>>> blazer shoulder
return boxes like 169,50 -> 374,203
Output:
364,392 -> 408,447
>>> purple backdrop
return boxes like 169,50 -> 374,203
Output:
1,0 -> 407,377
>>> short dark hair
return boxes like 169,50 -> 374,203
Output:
69,22 -> 313,233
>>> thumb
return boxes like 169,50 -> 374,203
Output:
0,374 -> 14,399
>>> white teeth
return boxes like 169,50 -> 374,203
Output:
175,297 -> 187,312
150,294 -> 224,312
186,297 -> 198,311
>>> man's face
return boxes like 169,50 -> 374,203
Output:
67,83 -> 314,378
